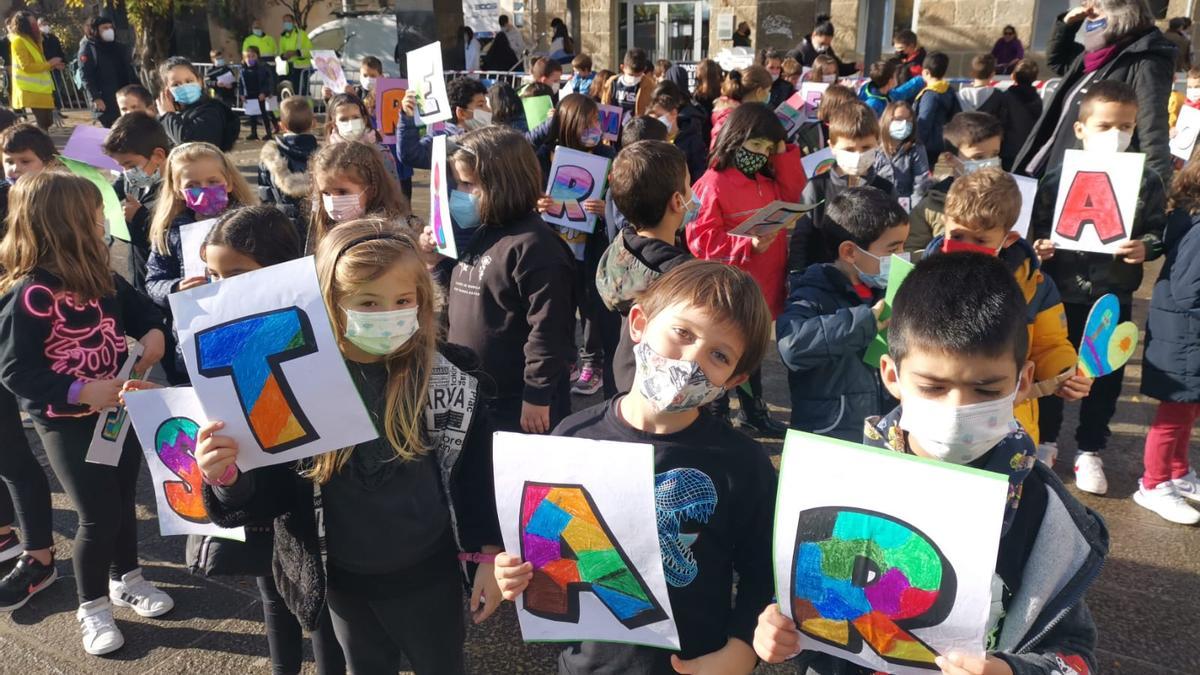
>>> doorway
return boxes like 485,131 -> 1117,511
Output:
618,1 -> 709,63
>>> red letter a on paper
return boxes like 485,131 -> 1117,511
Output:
1055,171 -> 1127,244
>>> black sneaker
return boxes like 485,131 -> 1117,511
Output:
737,400 -> 788,439
0,554 -> 56,612
0,531 -> 21,563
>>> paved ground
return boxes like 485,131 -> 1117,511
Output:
0,113 -> 1194,673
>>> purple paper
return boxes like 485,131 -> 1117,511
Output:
62,125 -> 121,172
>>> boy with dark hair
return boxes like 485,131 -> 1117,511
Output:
565,53 -> 596,95
778,187 -> 907,440
597,140 -> 695,392
760,48 -> 795,108
1001,59 -> 1042,170
497,259 -> 777,675
1031,79 -> 1166,494
959,53 -> 1006,118
914,51 -> 961,165
620,115 -> 668,145
756,251 -> 1107,675
258,96 -> 317,230
525,57 -> 565,100
649,80 -> 708,184
602,48 -> 658,116
115,84 -> 156,119
892,28 -> 926,84
858,60 -> 897,116
102,111 -> 172,293
204,49 -> 238,108
907,110 -> 1004,251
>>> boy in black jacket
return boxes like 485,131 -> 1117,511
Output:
755,253 -> 1107,675
648,80 -> 708,186
239,46 -> 276,141
204,48 -> 238,109
496,260 -> 778,675
102,112 -> 171,293
258,96 -> 316,235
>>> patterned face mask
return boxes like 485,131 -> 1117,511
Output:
733,147 -> 769,177
633,342 -> 725,413
343,306 -> 419,355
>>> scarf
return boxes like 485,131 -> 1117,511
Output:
921,80 -> 950,95
1083,43 -> 1119,73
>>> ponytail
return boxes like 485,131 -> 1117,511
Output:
720,66 -> 773,102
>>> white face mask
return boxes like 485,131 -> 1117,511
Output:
100,28 -> 115,42
889,120 -> 913,141
834,147 -> 878,177
343,306 -> 420,356
336,118 -> 366,140
464,108 -> 492,130
899,387 -> 1019,464
958,156 -> 1001,175
1188,87 -> 1200,102
1083,127 -> 1132,153
632,342 -> 725,413
822,74 -> 837,83
361,76 -> 375,91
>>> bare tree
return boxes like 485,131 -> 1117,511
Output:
270,0 -> 318,29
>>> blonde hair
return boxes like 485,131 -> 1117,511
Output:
149,142 -> 258,253
307,220 -> 438,483
944,168 -> 1021,233
308,142 -> 411,251
0,171 -> 114,300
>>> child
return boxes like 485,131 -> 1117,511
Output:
563,53 -> 596,96
601,47 -> 657,117
258,96 -> 317,228
957,54 -> 1005,117
914,51 -> 961,166
1167,66 -> 1200,129
649,80 -> 708,184
893,28 -> 926,84
102,111 -> 172,293
115,84 -> 157,118
875,100 -> 931,205
796,83 -> 857,156
602,116 -> 670,237
808,54 -> 840,84
0,172 -> 172,655
654,57 -> 672,81
204,50 -> 237,108
928,168 -> 1089,446
239,45 -> 276,141
858,60 -> 896,116
1031,80 -> 1167,494
760,47 -> 795,109
495,260 -> 777,675
1136,158 -> 1200,524
907,111 -> 1003,251
324,93 -> 400,181
524,57 -> 564,101
309,141 -> 418,253
789,101 -> 894,274
357,56 -> 384,112
488,82 -> 527,132
754,252 -> 1106,675
709,66 -> 773,148
157,57 -> 240,151
588,68 -> 615,103
197,220 -> 502,673
781,57 -> 804,90
1,123 -> 56,184
777,187 -> 906,440
690,104 -> 802,436
1000,59 -> 1042,170
597,140 -> 695,393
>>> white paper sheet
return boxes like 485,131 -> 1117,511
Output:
773,431 -> 1008,675
124,386 -> 245,540
168,256 -> 378,471
265,96 -> 280,112
493,432 -> 680,649
179,218 -> 218,281
406,42 -> 452,126
1012,173 -> 1038,239
312,50 -> 349,94
243,98 -> 262,116
1050,149 -> 1145,254
216,71 -> 235,87
728,201 -> 817,238
543,146 -> 611,233
430,136 -> 457,259
1171,104 -> 1200,161
85,342 -> 144,466
801,146 -> 835,180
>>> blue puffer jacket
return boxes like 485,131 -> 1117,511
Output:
1142,208 -> 1200,403
776,263 -> 888,441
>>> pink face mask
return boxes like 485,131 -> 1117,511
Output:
182,185 -> 229,217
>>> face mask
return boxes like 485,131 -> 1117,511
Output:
899,387 -> 1019,464
1188,87 -> 1200,102
282,22 -> 294,32
1083,127 -> 1132,153
942,237 -> 1001,256
171,82 -> 203,105
1082,17 -> 1108,52
322,193 -> 365,222
182,185 -> 229,217
550,81 -> 561,94
580,125 -> 603,147
213,58 -> 226,66
449,189 -> 482,228
734,147 -> 769,177
343,306 -> 419,356
657,115 -> 674,132
632,342 -> 725,413
246,58 -> 258,67
822,74 -> 837,83
101,28 -> 115,42
361,76 -> 375,91
958,156 -> 1001,175
680,191 -> 701,228
834,147 -> 878,177
123,162 -> 158,191
620,73 -> 641,87
336,118 -> 366,140
889,120 -> 913,141
854,248 -> 909,289
253,28 -> 264,37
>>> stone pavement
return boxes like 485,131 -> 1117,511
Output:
0,115 -> 1194,673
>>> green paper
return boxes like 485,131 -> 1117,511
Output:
59,156 -> 130,242
862,254 -> 915,368
522,95 -> 554,129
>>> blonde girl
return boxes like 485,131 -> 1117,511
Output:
196,220 -> 502,673
308,141 -> 420,252
0,172 -> 170,656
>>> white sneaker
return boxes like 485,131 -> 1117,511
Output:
108,568 -> 174,618
77,598 -> 124,656
1035,442 -> 1058,467
1171,469 -> 1200,503
1073,452 -> 1108,495
1134,480 -> 1200,525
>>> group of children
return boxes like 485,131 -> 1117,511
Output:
0,34 -> 1193,674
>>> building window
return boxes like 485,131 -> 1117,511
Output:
1032,0 -> 1071,51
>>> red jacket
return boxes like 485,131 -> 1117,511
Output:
687,145 -> 807,317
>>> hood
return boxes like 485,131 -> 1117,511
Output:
260,140 -> 313,199
1006,83 -> 1041,104
663,64 -> 690,92
925,234 -> 1041,281
275,134 -> 318,163
794,260 -> 862,298
958,85 -> 996,112
595,228 -> 691,313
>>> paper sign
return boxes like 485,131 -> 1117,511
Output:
493,431 -> 680,649
598,103 -> 624,142
1012,174 -> 1037,239
169,257 -> 378,471
179,218 -> 218,281
430,136 -> 457,259
522,95 -> 554,129
124,386 -> 246,541
774,431 -> 1008,674
265,97 -> 280,112
216,71 -> 235,87
728,201 -> 817,238
1078,293 -> 1137,377
800,82 -> 829,120
1050,149 -> 1144,254
544,146 -> 610,233
406,42 -> 452,126
374,77 -> 408,144
243,98 -> 262,116
62,124 -> 121,172
863,254 -> 915,368
58,156 -> 131,242
85,342 -> 144,466
1171,104 -> 1200,161
775,92 -> 806,140
312,50 -> 349,94
801,147 -> 836,180
898,196 -> 911,213
275,57 -> 290,77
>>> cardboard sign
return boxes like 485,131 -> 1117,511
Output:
406,41 -> 452,126
775,92 -> 806,140
800,82 -> 829,120
179,218 -> 218,281
1050,149 -> 1144,254
598,103 -> 624,142
728,201 -> 817,238
863,254 -> 916,368
374,77 -> 408,144
62,124 -> 121,172
774,432 -> 1008,674
311,50 -> 348,94
430,135 -> 457,259
801,147 -> 836,180
84,342 -> 144,466
522,95 -> 555,129
243,98 -> 262,116
1078,293 -> 1138,377
58,156 -> 130,242
1171,104 -> 1200,162
544,146 -> 610,233
1012,174 -> 1038,239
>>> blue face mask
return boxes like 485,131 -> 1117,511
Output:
449,189 -> 482,229
171,82 -> 203,105
680,191 -> 701,228
282,21 -> 294,32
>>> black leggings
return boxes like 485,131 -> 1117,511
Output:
35,415 -> 141,602
0,388 -> 52,550
256,575 -> 345,675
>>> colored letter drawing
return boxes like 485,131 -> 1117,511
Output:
598,104 -> 624,142
729,201 -> 817,238
194,307 -> 319,454
801,147 -> 836,180
1171,104 -> 1200,161
1050,149 -> 1143,254
1078,293 -> 1138,378
154,417 -> 208,523
431,136 -> 457,258
1054,172 -> 1126,244
791,506 -> 955,670
521,481 -> 669,629
543,146 -> 610,233
375,78 -> 408,144
801,83 -> 829,120
406,42 -> 451,126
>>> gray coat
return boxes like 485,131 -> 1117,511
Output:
873,142 -> 932,203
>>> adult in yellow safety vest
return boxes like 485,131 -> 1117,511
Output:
6,11 -> 64,130
242,19 -> 278,60
277,14 -> 312,93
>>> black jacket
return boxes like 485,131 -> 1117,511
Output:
112,172 -> 163,293
204,64 -> 239,106
1001,84 -> 1044,171
674,103 -> 709,185
483,31 -> 519,71
238,60 -> 275,100
1142,209 -> 1200,402
1014,21 -> 1176,186
161,97 -> 240,151
767,76 -> 795,109
77,37 -> 137,102
258,134 -> 317,233
41,32 -> 65,62
787,37 -> 857,76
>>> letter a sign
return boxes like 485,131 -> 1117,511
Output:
1050,148 -> 1145,254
